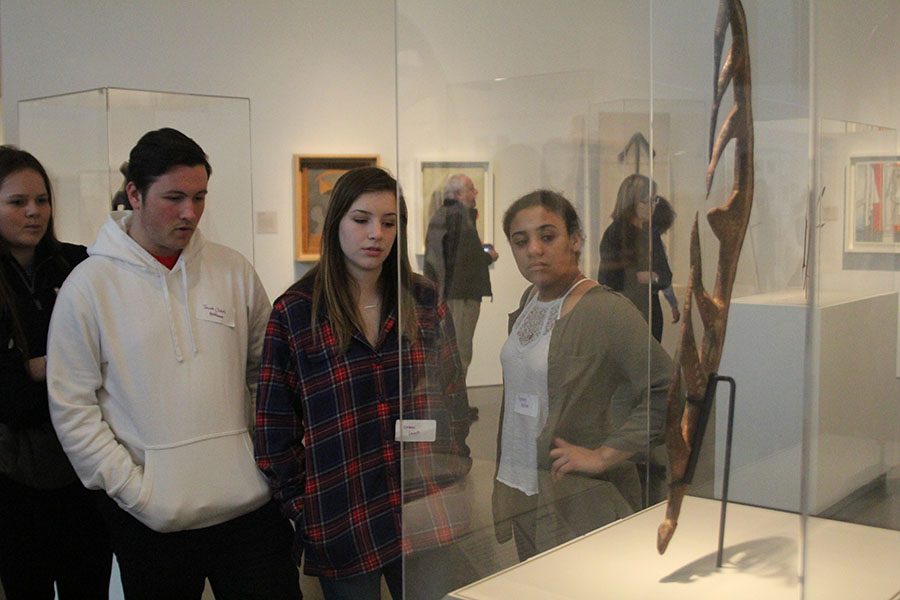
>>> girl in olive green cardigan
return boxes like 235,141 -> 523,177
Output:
492,190 -> 671,561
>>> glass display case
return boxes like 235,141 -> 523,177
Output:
395,1 -> 898,599
18,88 -> 255,262
0,2 -> 896,599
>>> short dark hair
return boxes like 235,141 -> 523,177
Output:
503,189 -> 582,239
126,128 -> 212,198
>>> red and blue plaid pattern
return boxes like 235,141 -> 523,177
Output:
255,276 -> 471,578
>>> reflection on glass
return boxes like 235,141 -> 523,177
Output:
396,3 -> 666,593
598,174 -> 673,344
393,0 -> 898,597
423,171 -> 498,391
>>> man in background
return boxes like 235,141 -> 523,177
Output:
424,173 -> 498,420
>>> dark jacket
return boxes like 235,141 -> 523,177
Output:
0,242 -> 87,487
598,221 -> 672,341
423,199 -> 492,300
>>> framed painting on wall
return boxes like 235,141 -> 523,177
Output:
294,154 -> 379,261
417,160 -> 493,254
845,156 -> 900,254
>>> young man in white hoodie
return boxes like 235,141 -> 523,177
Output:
47,129 -> 300,599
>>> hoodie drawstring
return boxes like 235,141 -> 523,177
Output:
180,265 -> 198,355
159,264 -> 198,361
159,270 -> 184,363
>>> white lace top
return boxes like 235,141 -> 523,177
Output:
497,279 -> 587,495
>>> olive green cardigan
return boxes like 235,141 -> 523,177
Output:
492,284 -> 672,545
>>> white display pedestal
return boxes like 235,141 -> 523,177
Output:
448,496 -> 900,599
715,290 -> 898,513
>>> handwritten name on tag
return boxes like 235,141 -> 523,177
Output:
513,393 -> 539,418
196,303 -> 235,327
394,419 -> 436,443
204,304 -> 227,320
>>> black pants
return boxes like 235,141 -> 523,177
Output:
0,473 -> 112,600
97,496 -> 300,600
317,558 -> 402,600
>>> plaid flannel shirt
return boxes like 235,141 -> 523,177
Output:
255,275 -> 471,578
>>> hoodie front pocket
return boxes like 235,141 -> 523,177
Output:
129,430 -> 268,532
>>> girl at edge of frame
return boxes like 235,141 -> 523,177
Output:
0,145 -> 112,598
491,189 -> 671,562
254,166 -> 475,600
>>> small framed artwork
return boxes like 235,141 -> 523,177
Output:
845,156 -> 900,254
294,154 -> 379,261
417,160 -> 493,254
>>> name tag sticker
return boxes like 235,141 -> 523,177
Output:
513,393 -> 539,418
395,419 -> 436,443
196,303 -> 235,327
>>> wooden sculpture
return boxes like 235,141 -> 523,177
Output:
656,0 -> 754,554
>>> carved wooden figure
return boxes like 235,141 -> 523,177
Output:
657,0 -> 754,554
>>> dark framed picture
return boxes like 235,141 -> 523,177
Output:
293,154 -> 379,261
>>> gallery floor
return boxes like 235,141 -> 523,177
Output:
2,385 -> 896,600
302,385 -> 898,599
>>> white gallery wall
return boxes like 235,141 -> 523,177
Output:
1,0 -> 898,388
0,0 -> 399,301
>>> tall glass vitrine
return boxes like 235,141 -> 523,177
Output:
395,2 -> 898,599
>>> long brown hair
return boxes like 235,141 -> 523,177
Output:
302,167 -> 417,352
0,145 -> 63,360
610,173 -> 657,263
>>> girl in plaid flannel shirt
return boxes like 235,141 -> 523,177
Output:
255,167 -> 474,599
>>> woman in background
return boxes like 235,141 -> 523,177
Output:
255,167 -> 473,599
492,190 -> 670,561
0,145 -> 111,598
598,174 -> 672,342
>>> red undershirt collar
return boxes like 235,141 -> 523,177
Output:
151,253 -> 179,270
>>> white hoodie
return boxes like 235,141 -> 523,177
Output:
48,212 -> 272,532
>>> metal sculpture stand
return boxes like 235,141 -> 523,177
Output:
676,372 -> 737,568
712,375 -> 736,569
